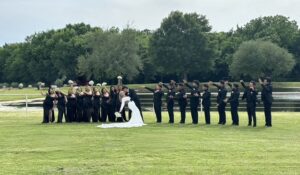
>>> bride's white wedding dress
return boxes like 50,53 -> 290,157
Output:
98,96 -> 146,128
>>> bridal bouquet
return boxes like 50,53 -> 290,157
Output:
115,112 -> 121,118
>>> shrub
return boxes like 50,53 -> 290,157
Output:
10,82 -> 19,88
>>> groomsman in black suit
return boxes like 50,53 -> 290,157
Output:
211,80 -> 228,125
201,84 -> 211,124
259,77 -> 273,127
163,80 -> 176,123
144,83 -> 164,123
227,83 -> 240,125
241,80 -> 258,127
184,80 -> 200,124
177,83 -> 188,124
122,86 -> 143,120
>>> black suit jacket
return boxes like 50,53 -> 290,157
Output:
128,89 -> 141,109
261,84 -> 273,105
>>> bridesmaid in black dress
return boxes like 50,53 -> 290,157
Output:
66,88 -> 77,122
56,90 -> 67,123
92,87 -> 101,123
42,88 -> 57,123
110,86 -> 118,121
101,87 -> 113,122
76,88 -> 84,122
83,86 -> 93,122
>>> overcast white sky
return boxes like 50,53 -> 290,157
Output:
1,0 -> 300,46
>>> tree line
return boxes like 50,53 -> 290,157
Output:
0,11 -> 300,86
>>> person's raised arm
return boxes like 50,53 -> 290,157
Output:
144,87 -> 155,93
212,83 -> 220,89
185,82 -> 194,90
240,80 -> 247,89
119,97 -> 129,113
162,83 -> 170,90
259,78 -> 272,92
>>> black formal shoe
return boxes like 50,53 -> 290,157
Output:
179,122 -> 185,124
253,125 -> 256,127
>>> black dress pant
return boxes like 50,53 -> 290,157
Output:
120,109 -> 127,121
218,103 -> 226,124
154,102 -> 162,123
57,106 -> 66,123
230,104 -> 239,125
203,106 -> 210,124
264,103 -> 272,126
167,101 -> 174,123
247,105 -> 256,126
179,104 -> 186,123
190,104 -> 198,124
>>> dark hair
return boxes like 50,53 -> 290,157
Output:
265,77 -> 272,83
250,81 -> 256,85
178,83 -> 184,87
193,80 -> 200,87
122,86 -> 128,90
220,80 -> 225,85
234,84 -> 239,88
203,84 -> 209,88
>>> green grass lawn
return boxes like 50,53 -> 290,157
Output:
0,111 -> 299,175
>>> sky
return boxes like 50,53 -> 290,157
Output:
1,0 -> 300,46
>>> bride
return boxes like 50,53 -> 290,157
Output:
98,91 -> 146,128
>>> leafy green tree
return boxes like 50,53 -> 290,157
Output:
235,15 -> 298,48
136,29 -> 157,82
77,28 -> 142,82
23,23 -> 96,84
208,31 -> 243,80
230,40 -> 296,79
150,11 -> 215,80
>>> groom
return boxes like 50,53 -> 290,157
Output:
122,86 -> 143,120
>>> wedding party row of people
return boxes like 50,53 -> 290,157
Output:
42,77 -> 273,128
42,86 -> 141,124
143,77 -> 272,127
